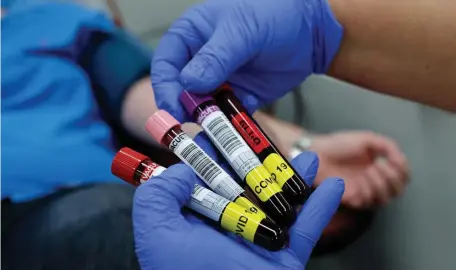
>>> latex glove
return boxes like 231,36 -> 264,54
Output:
309,131 -> 409,209
133,133 -> 344,270
151,0 -> 343,122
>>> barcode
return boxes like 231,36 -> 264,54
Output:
206,116 -> 243,156
181,143 -> 222,184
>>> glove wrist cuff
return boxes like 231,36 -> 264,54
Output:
311,0 -> 344,74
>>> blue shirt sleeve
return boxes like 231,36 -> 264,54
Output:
78,28 -> 153,127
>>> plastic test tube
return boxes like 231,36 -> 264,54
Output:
213,84 -> 311,205
145,110 -> 267,220
180,91 -> 296,227
110,147 -> 285,251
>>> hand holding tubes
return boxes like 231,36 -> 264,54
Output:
126,140 -> 344,269
118,88 -> 344,268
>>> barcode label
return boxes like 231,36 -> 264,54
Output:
231,151 -> 260,177
202,111 -> 262,180
181,143 -> 221,184
171,133 -> 244,201
206,115 -> 243,155
188,184 -> 230,222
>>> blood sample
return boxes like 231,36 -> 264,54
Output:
180,92 -> 296,227
213,84 -> 311,205
111,147 -> 286,251
145,110 -> 267,220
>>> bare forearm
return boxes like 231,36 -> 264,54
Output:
121,78 -> 201,145
328,0 -> 456,112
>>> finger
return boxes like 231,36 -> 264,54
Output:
340,176 -> 371,209
151,9 -> 208,122
180,13 -> 260,92
366,165 -> 391,205
289,178 -> 344,264
376,158 -> 405,196
358,174 -> 376,208
367,134 -> 408,173
234,90 -> 262,115
290,151 -> 320,187
226,82 -> 264,115
151,34 -> 190,122
133,164 -> 197,235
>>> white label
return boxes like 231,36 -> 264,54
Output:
151,166 -> 166,177
202,111 -> 262,180
289,147 -> 302,161
170,133 -> 244,201
140,164 -> 167,184
188,184 -> 230,221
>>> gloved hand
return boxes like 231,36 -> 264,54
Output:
133,133 -> 344,270
151,0 -> 343,122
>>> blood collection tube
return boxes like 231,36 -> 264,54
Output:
111,147 -> 286,251
213,84 -> 311,205
145,110 -> 268,220
180,92 -> 296,227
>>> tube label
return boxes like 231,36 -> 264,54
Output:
188,184 -> 230,222
231,112 -> 270,154
246,166 -> 282,202
170,132 -> 244,201
141,163 -> 167,184
234,196 -> 267,220
263,153 -> 296,188
201,110 -> 261,180
220,202 -> 262,242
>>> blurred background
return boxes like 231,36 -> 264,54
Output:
87,0 -> 456,269
3,0 -> 455,269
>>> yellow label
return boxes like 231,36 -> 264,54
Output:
234,196 -> 267,220
246,166 -> 282,202
220,202 -> 262,242
263,153 -> 296,188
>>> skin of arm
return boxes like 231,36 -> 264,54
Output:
328,0 -> 456,112
120,77 -> 202,146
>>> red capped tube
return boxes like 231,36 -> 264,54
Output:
111,148 -> 286,251
213,84 -> 311,205
111,147 -> 166,186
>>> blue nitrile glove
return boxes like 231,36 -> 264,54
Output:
133,133 -> 344,270
151,0 -> 343,122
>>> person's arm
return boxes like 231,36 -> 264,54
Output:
79,28 -> 201,147
121,77 -> 202,144
328,0 -> 456,112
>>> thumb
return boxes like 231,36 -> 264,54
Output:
290,151 -> 320,187
180,17 -> 259,92
289,178 -> 344,264
133,163 -> 197,237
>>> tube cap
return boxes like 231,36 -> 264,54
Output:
179,91 -> 214,115
145,110 -> 180,144
218,83 -> 233,91
111,147 -> 148,183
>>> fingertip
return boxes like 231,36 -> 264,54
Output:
150,72 -> 188,122
235,92 -> 262,114
290,151 -> 320,186
319,177 -> 345,196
